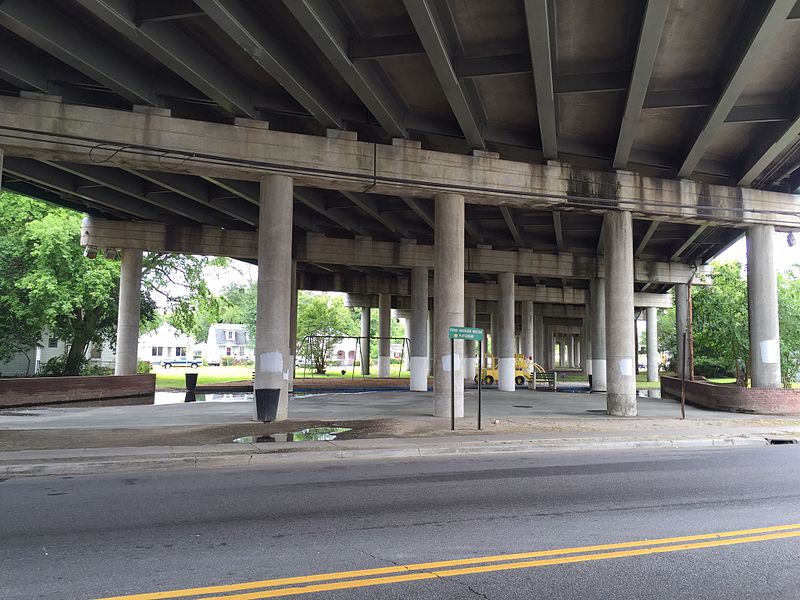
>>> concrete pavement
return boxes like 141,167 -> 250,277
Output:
2,388 -> 800,477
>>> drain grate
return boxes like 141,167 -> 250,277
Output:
766,438 -> 798,445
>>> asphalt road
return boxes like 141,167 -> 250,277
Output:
2,445 -> 800,599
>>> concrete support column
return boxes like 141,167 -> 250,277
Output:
747,225 -> 782,388
377,293 -> 391,377
288,260 -> 297,393
433,193 -> 464,418
498,272 -> 516,391
604,211 -> 636,416
559,335 -> 566,368
569,336 -> 576,368
464,297 -> 477,382
410,266 -> 428,391
114,248 -> 143,376
646,307 -> 659,382
428,307 -> 434,375
584,311 -> 592,377
591,278 -> 607,391
360,307 -> 371,375
675,284 -> 689,380
402,318 -> 411,371
254,174 -> 293,421
535,314 -> 544,366
489,304 -> 497,356
522,301 -> 534,360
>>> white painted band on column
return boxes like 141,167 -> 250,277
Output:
498,358 -> 516,392
591,359 -> 607,391
410,356 -> 428,391
378,355 -> 390,377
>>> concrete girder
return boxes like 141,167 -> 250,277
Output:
523,0 -> 557,160
634,221 -> 661,258
500,206 -> 524,247
737,111 -> 800,187
3,97 -> 800,228
613,0 -> 670,170
284,0 -> 405,138
196,0 -> 341,129
0,0 -> 156,105
349,34 -> 424,60
340,190 -> 411,239
293,188 -> 370,236
75,0 -> 256,118
44,162 -> 228,225
669,225 -> 709,262
130,170 -> 258,227
0,35 -> 49,92
4,157 -> 160,221
79,216 -> 707,287
677,0 -> 797,178
403,0 -> 485,150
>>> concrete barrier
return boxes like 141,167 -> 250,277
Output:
0,374 -> 156,408
661,376 -> 800,415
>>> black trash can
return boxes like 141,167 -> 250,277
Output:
255,388 -> 281,422
184,391 -> 197,403
588,374 -> 593,388
185,372 -> 198,391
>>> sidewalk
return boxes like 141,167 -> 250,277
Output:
2,388 -> 799,477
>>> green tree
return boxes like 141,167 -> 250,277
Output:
778,267 -> 800,388
691,261 -> 749,380
657,304 -> 676,365
296,292 -> 358,373
0,192 -> 226,375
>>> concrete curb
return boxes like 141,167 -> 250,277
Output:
0,434 -> 772,478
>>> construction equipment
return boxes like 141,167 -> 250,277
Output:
476,354 -> 541,385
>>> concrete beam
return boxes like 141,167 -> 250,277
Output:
523,0 -> 557,159
196,0 -> 341,128
79,217 -> 711,285
677,0 -> 797,178
77,0 -> 256,117
284,0 -> 405,137
403,0 -> 484,149
2,96 -> 799,228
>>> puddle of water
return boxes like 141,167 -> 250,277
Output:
233,427 -> 352,444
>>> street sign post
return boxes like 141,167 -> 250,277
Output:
448,326 -> 485,430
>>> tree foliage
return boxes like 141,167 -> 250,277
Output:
296,292 -> 358,374
0,192 -> 226,375
778,267 -> 800,387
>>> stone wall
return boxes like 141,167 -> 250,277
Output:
0,374 -> 156,408
661,376 -> 800,415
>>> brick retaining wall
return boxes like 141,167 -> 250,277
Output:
660,376 -> 800,415
0,374 -> 156,408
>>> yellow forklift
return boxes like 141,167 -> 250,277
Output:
476,354 -> 544,385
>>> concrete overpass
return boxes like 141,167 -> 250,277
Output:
0,0 -> 797,419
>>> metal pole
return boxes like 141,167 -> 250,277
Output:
451,337 -> 455,431
477,338 -> 482,431
680,331 -> 687,420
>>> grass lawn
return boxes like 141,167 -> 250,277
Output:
154,365 -> 253,389
295,365 -> 411,379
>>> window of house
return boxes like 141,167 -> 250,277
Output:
90,345 -> 102,359
239,346 -> 245,356
175,347 -> 187,357
151,346 -> 163,357
226,330 -> 235,340
48,337 -> 59,348
226,347 -> 232,356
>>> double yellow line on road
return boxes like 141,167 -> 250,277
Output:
97,523 -> 800,600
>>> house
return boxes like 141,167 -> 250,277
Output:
0,331 -> 114,377
205,324 -> 253,364
138,323 -> 197,365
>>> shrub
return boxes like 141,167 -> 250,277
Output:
694,357 -> 731,379
136,360 -> 152,374
82,364 -> 114,376
222,356 -> 235,366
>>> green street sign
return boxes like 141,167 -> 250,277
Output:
448,326 -> 484,341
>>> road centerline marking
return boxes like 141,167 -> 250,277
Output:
94,523 -> 800,600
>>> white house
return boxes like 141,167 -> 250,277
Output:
0,331 -> 115,377
205,324 -> 254,364
138,323 -> 197,365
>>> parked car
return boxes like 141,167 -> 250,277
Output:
160,358 -> 200,369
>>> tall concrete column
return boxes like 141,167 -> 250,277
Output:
584,311 -> 592,377
591,278 -> 607,391
558,335 -> 566,368
489,303 -> 497,356
604,211 -> 636,416
428,307 -> 434,375
410,266 -> 428,391
535,314 -> 544,366
747,225 -> 782,388
522,300 -> 534,360
646,307 -> 659,382
569,336 -> 576,368
360,307 -> 371,375
675,284 -> 689,380
402,318 -> 411,371
498,272 -> 516,391
433,193 -> 464,417
254,174 -> 293,421
377,293 -> 391,377
114,248 -> 143,376
288,260 -> 297,393
464,297 -> 477,382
